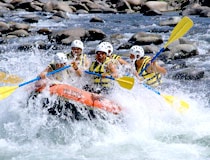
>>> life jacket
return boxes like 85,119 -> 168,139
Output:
112,54 -> 121,60
136,56 -> 161,87
67,52 -> 87,69
89,57 -> 112,87
48,63 -> 70,82
110,54 -> 121,66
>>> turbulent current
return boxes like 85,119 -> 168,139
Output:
0,11 -> 210,160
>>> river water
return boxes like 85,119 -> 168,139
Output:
0,11 -> 210,160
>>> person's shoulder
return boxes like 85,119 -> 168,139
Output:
83,53 -> 90,59
112,53 -> 121,59
90,60 -> 96,64
48,63 -> 56,70
143,56 -> 151,62
105,57 -> 112,63
66,52 -> 73,59
144,55 -> 151,59
48,62 -> 54,67
107,59 -> 117,67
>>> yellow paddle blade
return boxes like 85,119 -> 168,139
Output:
116,76 -> 134,90
162,94 -> 190,113
0,71 -> 23,84
164,16 -> 194,48
0,86 -> 18,100
170,16 -> 191,35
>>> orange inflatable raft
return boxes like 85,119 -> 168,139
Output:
37,84 -> 122,115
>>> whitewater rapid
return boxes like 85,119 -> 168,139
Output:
0,12 -> 210,160
0,52 -> 208,160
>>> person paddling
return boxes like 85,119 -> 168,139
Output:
83,43 -> 119,94
67,40 -> 90,72
129,45 -> 167,87
100,41 -> 128,65
39,40 -> 90,81
38,52 -> 81,80
99,41 -> 134,78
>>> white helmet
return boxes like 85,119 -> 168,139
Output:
129,45 -> 144,60
54,52 -> 68,63
100,42 -> 113,56
71,40 -> 84,50
95,43 -> 109,55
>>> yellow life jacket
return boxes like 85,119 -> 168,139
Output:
89,57 -> 112,87
137,56 -> 161,87
112,54 -> 121,60
67,52 -> 87,69
48,64 -> 70,82
110,54 -> 121,66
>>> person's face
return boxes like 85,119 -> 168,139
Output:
96,51 -> 106,62
71,47 -> 82,56
130,53 -> 135,60
55,63 -> 65,68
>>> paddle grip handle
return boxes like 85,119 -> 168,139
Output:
139,47 -> 165,76
19,65 -> 71,87
84,71 -> 115,80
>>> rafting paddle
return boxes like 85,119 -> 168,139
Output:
143,83 -> 189,113
84,70 -> 134,90
0,65 -> 71,100
137,16 -> 193,111
0,71 -> 23,84
139,16 -> 194,75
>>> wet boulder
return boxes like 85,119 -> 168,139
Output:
9,22 -> 30,31
159,16 -> 182,26
126,0 -> 143,6
43,1 -> 73,13
84,29 -> 106,41
128,32 -> 163,45
0,21 -> 10,33
170,44 -> 198,59
181,3 -> 210,17
141,1 -> 175,13
8,29 -> 29,37
172,68 -> 205,80
48,28 -> 86,44
90,17 -> 104,23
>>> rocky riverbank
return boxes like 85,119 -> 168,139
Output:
0,0 -> 210,16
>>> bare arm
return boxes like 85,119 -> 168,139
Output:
39,66 -> 52,79
107,62 -> 118,78
84,58 -> 90,70
118,58 -> 128,65
155,63 -> 167,75
71,61 -> 82,77
146,61 -> 167,75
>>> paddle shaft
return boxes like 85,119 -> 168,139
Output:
139,48 -> 165,76
0,65 -> 72,100
84,70 -> 115,80
19,65 -> 71,87
142,83 -> 160,95
138,16 -> 192,110
139,17 -> 193,76
84,70 -> 134,90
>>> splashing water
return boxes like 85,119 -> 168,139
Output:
0,13 -> 210,160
